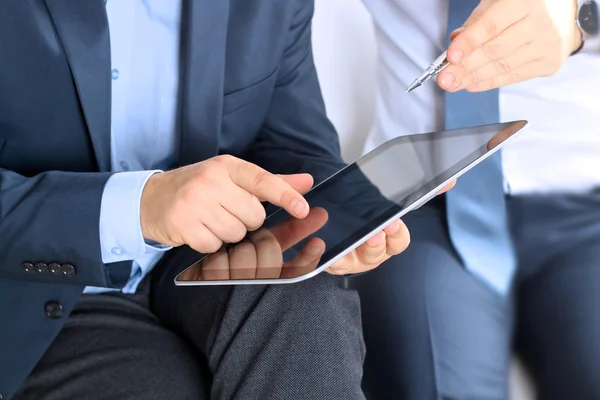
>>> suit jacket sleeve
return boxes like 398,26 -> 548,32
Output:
0,168 -> 133,288
246,0 -> 395,221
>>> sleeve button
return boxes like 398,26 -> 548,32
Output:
35,262 -> 48,273
21,262 -> 35,273
49,263 -> 62,274
62,264 -> 76,276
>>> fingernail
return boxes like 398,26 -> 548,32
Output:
439,72 -> 455,89
292,200 -> 305,216
449,50 -> 463,64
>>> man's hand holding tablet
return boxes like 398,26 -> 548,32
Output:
142,154 -> 448,277
177,179 -> 453,283
172,121 -> 527,286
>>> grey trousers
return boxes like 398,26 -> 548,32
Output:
14,257 -> 366,399
352,191 -> 600,400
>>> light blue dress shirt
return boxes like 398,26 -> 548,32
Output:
84,0 -> 182,294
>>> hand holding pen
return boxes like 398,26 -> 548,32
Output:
407,0 -> 583,94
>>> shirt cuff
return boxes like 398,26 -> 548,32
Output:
99,170 -> 172,264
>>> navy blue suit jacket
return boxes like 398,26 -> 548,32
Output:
0,0 -> 378,397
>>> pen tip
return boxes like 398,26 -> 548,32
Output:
406,81 -> 420,93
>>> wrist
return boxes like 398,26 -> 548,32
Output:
573,0 -> 585,53
99,170 -> 164,263
140,171 -> 167,245
573,0 -> 600,54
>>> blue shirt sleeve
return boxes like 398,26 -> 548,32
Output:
85,171 -> 172,294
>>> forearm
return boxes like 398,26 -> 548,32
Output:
0,169 -> 131,288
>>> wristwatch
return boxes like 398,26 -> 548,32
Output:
576,0 -> 600,53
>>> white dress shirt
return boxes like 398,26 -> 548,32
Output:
85,0 -> 182,293
362,0 -> 600,195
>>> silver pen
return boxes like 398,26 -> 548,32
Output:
406,51 -> 449,93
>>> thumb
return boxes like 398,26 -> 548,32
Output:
278,173 -> 314,195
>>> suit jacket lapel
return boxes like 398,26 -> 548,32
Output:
45,0 -> 112,172
178,0 -> 230,166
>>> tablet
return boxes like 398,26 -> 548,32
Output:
174,120 -> 528,286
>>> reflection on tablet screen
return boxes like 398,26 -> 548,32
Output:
176,120 -> 527,283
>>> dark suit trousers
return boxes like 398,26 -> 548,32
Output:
13,258 -> 366,399
352,190 -> 600,400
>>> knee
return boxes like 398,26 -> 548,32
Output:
270,273 -> 361,325
259,273 -> 364,349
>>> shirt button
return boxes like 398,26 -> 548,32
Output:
45,301 -> 64,319
111,69 -> 120,80
111,247 -> 124,256
120,160 -> 130,171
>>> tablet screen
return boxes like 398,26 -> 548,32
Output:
175,120 -> 527,283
